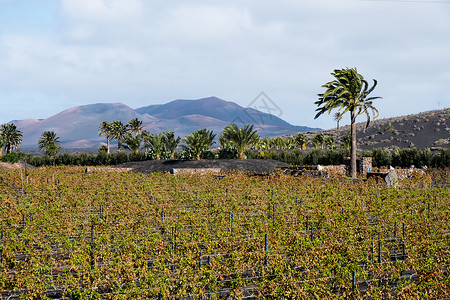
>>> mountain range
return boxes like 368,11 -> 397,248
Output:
14,96 -> 320,148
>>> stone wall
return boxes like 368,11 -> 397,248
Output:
321,165 -> 348,176
170,168 -> 222,175
378,168 -> 426,180
358,157 -> 373,176
85,166 -> 133,173
343,157 -> 373,175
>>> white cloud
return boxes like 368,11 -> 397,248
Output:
0,0 -> 449,129
60,0 -> 147,42
0,34 -> 148,95
61,0 -> 144,22
164,5 -> 252,40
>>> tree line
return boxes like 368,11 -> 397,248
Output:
0,118 -> 262,162
0,123 -> 62,157
252,148 -> 450,169
1,118 -> 448,168
97,118 -> 260,161
0,119 -> 354,161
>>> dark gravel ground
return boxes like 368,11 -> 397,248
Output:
115,159 -> 290,174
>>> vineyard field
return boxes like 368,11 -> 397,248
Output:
0,167 -> 449,299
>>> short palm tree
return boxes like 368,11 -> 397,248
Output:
0,123 -> 23,154
312,133 -> 325,149
144,133 -> 166,160
110,121 -> 127,152
163,131 -> 181,159
220,124 -> 259,159
121,133 -> 141,156
259,137 -> 271,150
272,137 -> 286,150
98,121 -> 113,154
295,134 -> 307,150
218,134 -> 232,149
287,137 -> 297,150
38,131 -> 61,156
183,129 -> 216,161
315,67 -> 381,178
324,136 -> 335,150
340,135 -> 351,150
127,118 -> 143,137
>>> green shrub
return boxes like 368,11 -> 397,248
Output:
372,148 -> 392,167
258,150 -> 276,160
0,151 -> 28,164
431,149 -> 450,168
98,145 -> 108,155
218,145 -> 238,159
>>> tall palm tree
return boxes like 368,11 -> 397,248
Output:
333,112 -> 342,130
163,131 -> 181,159
0,134 -> 4,156
38,131 -> 61,156
110,121 -> 127,152
183,129 -> 216,161
140,130 -> 151,152
220,124 -> 259,159
98,121 -> 113,154
127,118 -> 143,137
315,68 -> 381,178
0,123 -> 23,154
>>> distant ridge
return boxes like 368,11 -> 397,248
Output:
14,97 -> 320,148
299,108 -> 449,150
136,97 -> 293,127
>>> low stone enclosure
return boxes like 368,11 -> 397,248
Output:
281,157 -> 428,188
281,157 -> 373,177
82,158 -> 429,188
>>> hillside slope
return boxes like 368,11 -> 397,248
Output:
301,108 -> 449,150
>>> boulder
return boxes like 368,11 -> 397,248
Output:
384,171 -> 399,189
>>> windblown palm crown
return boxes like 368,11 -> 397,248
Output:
315,67 -> 381,178
315,68 -> 381,128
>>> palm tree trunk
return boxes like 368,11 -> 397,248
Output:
107,139 -> 110,154
239,152 -> 244,159
350,112 -> 357,179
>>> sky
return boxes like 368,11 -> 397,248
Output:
0,0 -> 449,130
